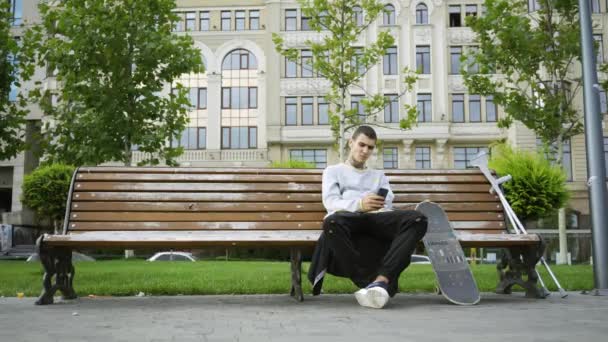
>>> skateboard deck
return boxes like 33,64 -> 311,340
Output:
416,201 -> 480,305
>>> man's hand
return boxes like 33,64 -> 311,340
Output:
360,194 -> 385,212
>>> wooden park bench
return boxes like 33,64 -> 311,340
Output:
35,167 -> 545,305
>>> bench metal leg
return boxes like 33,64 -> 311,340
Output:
290,249 -> 304,302
496,241 -> 549,299
35,236 -> 77,305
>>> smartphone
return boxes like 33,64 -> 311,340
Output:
377,188 -> 388,199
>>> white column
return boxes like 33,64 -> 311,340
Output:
206,73 -> 222,150
257,71 -> 267,149
402,139 -> 414,168
435,139 -> 448,169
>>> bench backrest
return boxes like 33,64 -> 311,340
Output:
64,167 -> 505,235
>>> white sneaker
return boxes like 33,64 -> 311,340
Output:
355,285 -> 389,309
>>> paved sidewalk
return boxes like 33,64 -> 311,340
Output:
1,292 -> 606,342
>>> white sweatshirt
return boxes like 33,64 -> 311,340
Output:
321,163 -> 394,216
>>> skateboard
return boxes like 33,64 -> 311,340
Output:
415,201 -> 480,305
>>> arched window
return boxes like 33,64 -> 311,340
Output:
416,3 -> 428,24
383,4 -> 395,25
222,49 -> 258,70
220,49 -> 259,149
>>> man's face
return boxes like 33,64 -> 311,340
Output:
349,134 -> 376,164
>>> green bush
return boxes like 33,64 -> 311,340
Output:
270,160 -> 315,168
488,143 -> 569,221
21,163 -> 76,232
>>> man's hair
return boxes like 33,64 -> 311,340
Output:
351,125 -> 377,141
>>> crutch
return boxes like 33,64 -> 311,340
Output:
471,151 -> 568,298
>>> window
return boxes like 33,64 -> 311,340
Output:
452,94 -> 464,122
302,97 -> 314,125
235,11 -> 246,31
528,0 -> 540,12
200,11 -> 210,31
250,10 -> 260,30
285,97 -> 297,125
416,147 -> 431,169
450,46 -> 462,74
221,87 -> 257,109
469,95 -> 481,122
7,42 -> 18,102
185,12 -> 196,31
592,0 -> 600,13
173,13 -> 184,32
174,127 -> 206,150
9,0 -> 22,26
198,128 -> 207,149
449,5 -> 461,27
302,50 -> 313,77
187,88 -> 198,109
486,95 -> 497,122
383,4 -> 395,25
562,140 -> 573,182
351,95 -> 365,121
222,127 -> 257,149
249,87 -> 257,108
416,46 -> 431,74
318,97 -> 329,125
352,48 -> 365,76
604,137 -> 608,176
594,34 -> 604,64
285,56 -> 297,77
383,148 -> 398,169
467,46 -> 479,73
222,49 -> 257,70
600,90 -> 608,114
465,5 -> 477,19
353,6 -> 363,26
384,95 -> 399,123
198,88 -> 207,109
454,147 -> 488,169
417,94 -> 432,122
383,47 -> 398,75
285,9 -> 297,31
302,13 -> 311,30
416,3 -> 428,24
221,11 -> 231,31
538,139 -> 573,181
290,149 -> 327,168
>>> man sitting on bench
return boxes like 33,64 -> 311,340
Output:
309,125 -> 428,309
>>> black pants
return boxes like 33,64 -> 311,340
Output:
323,210 -> 428,283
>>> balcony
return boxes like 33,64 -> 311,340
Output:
131,149 -> 269,167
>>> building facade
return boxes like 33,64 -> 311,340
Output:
3,0 -> 608,232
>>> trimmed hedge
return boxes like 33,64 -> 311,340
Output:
489,144 -> 569,221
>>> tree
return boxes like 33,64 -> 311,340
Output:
21,163 -> 75,234
463,0 -> 583,264
0,1 -> 28,160
23,0 -> 203,166
273,0 -> 418,161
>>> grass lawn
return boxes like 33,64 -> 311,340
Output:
0,260 -> 595,298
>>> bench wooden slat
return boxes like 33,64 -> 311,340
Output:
72,201 -> 502,212
74,182 -> 491,193
42,230 -> 540,248
78,167 -> 488,175
69,211 -> 503,222
73,192 -> 323,202
76,173 -> 489,184
71,192 -> 499,203
68,220 -> 505,231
